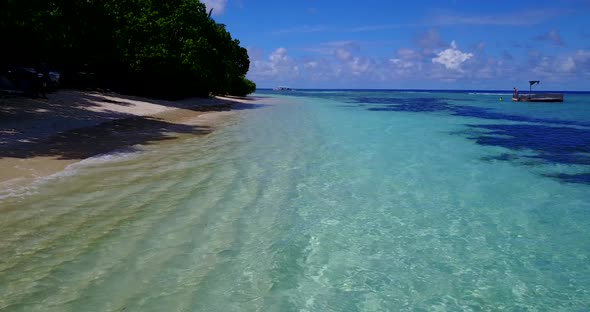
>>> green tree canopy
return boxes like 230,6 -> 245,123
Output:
0,0 -> 256,98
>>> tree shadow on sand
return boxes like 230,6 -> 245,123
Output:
0,91 -> 265,160
2,116 -> 212,160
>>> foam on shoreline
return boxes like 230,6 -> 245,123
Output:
0,90 -> 266,197
0,149 -> 141,200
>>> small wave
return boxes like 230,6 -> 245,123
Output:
0,184 -> 37,201
66,149 -> 139,169
0,150 -> 140,201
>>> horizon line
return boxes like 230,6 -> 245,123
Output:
256,88 -> 590,93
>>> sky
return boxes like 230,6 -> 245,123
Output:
203,0 -> 590,90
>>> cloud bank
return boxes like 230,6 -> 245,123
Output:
247,30 -> 590,89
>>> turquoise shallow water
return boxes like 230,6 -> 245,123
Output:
1,90 -> 590,311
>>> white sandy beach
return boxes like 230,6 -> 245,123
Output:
0,90 -> 264,189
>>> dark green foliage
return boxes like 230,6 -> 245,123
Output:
0,0 -> 255,98
229,76 -> 257,96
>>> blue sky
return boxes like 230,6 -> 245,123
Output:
204,0 -> 590,90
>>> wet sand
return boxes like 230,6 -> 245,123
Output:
0,90 -> 265,189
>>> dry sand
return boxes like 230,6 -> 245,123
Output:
0,90 -> 268,190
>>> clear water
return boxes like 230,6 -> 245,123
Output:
1,90 -> 590,311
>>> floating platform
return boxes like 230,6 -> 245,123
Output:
512,93 -> 564,102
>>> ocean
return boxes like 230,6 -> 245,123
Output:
1,90 -> 589,311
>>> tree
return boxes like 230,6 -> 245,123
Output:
230,76 -> 257,96
1,0 -> 256,98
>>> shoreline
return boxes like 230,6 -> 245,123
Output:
0,90 -> 267,192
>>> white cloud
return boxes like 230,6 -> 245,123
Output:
575,50 -> 590,62
248,48 -> 301,82
529,50 -> 590,77
389,58 -> 421,76
201,0 -> 227,16
432,41 -> 473,71
306,41 -> 370,77
389,48 -> 422,76
269,47 -> 288,63
302,58 -> 341,82
304,61 -> 318,69
560,57 -> 576,72
246,38 -> 587,88
334,49 -> 353,61
390,59 -> 413,69
350,57 -> 372,75
531,55 -> 570,77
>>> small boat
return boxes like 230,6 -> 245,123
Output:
512,81 -> 564,102
273,86 -> 292,91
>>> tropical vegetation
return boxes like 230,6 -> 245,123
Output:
0,0 -> 256,98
